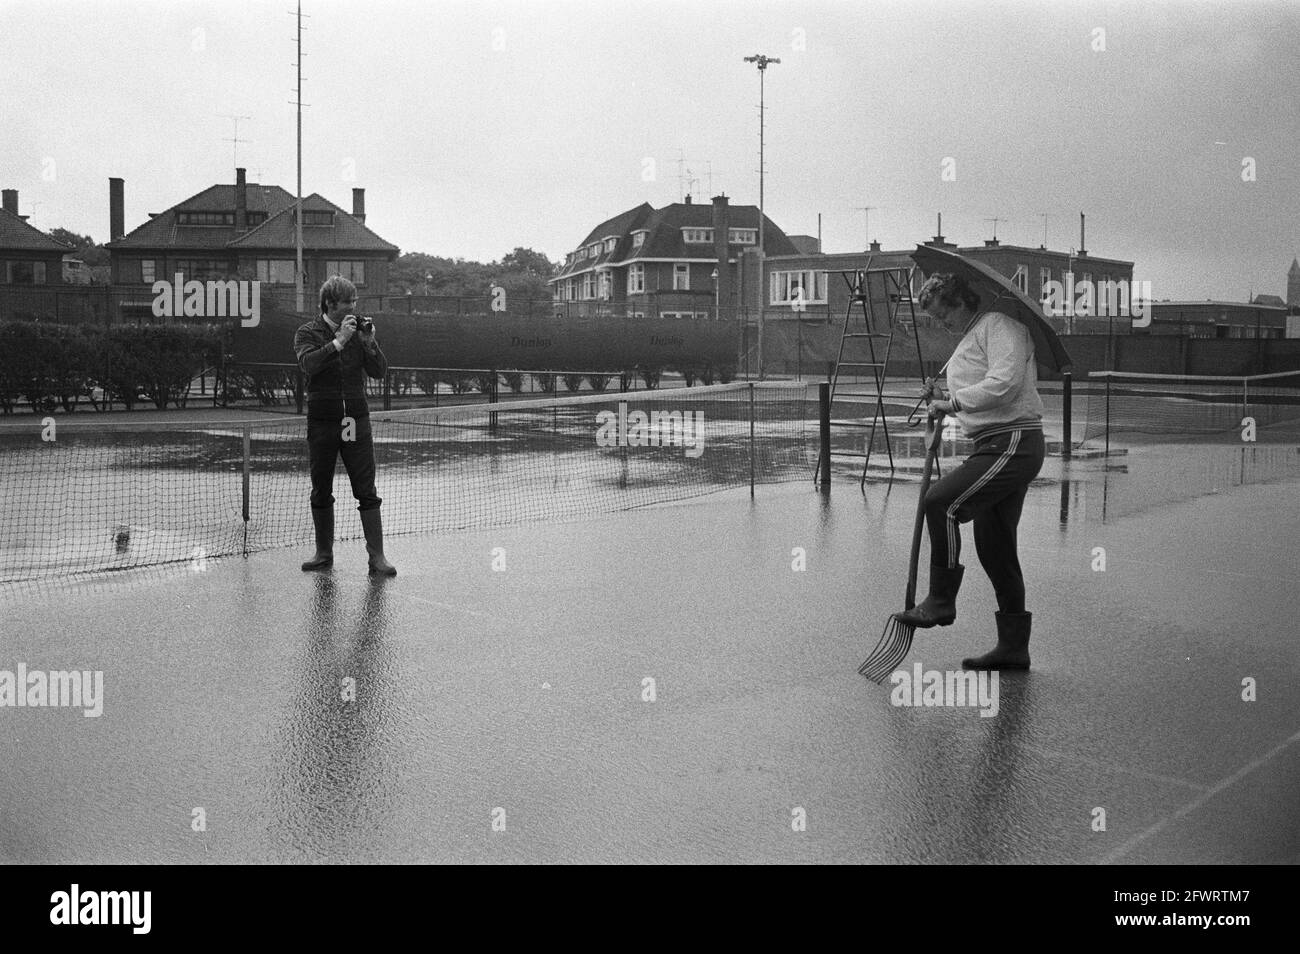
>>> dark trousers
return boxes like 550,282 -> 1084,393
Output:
923,427 -> 1044,613
307,411 -> 382,512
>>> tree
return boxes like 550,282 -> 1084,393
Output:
500,247 -> 556,279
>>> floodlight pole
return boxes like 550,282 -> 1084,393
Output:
745,53 -> 779,379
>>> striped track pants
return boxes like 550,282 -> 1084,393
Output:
923,426 -> 1045,614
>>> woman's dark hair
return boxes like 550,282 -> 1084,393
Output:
917,272 -> 981,312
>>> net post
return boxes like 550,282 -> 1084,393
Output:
749,382 -> 756,497
489,369 -> 498,432
818,382 -> 831,493
241,424 -> 251,555
383,368 -> 391,411
295,367 -> 304,415
1062,370 -> 1072,459
1104,374 -> 1111,459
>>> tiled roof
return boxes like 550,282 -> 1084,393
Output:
555,201 -> 797,280
109,183 -> 296,250
0,208 -> 73,253
228,193 -> 398,253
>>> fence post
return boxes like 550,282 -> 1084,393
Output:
295,367 -> 304,415
818,382 -> 831,493
1061,370 -> 1072,460
383,368 -> 392,411
749,382 -> 756,497
242,425 -> 251,555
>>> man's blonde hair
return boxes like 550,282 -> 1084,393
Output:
319,275 -> 357,315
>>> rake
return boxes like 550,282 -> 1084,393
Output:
859,410 -> 945,683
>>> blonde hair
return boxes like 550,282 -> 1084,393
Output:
319,275 -> 357,315
918,273 -> 980,312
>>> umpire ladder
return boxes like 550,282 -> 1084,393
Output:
815,265 -> 926,487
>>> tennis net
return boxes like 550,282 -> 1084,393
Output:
1078,370 -> 1300,447
0,382 -> 812,584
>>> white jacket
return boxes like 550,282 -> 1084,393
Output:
945,311 -> 1044,439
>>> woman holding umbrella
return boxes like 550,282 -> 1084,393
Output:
893,270 -> 1045,670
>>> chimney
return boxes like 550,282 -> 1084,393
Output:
1078,212 -> 1087,257
869,239 -> 881,252
984,238 -> 1000,247
924,212 -> 955,249
1,189 -> 16,216
109,177 -> 125,241
684,194 -> 692,205
235,167 -> 247,231
711,194 -> 732,321
352,187 -> 366,224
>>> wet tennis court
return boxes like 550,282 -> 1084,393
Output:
2,407 -> 1296,864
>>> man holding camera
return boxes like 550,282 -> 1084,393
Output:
293,275 -> 396,576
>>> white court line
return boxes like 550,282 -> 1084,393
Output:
1100,726 -> 1300,864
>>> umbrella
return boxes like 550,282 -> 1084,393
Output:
910,244 -> 1072,374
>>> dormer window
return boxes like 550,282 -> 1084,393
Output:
729,229 -> 756,245
631,230 -> 647,248
683,228 -> 714,243
603,237 -> 617,253
302,210 -> 335,227
177,211 -> 235,226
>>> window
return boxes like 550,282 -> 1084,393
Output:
632,231 -> 646,248
7,261 -> 48,284
628,263 -> 645,294
177,211 -> 235,226
302,210 -> 335,227
245,211 -> 268,227
257,259 -> 296,284
682,228 -> 713,243
582,273 -> 595,299
1012,265 -> 1028,294
598,271 -> 612,300
173,259 -> 231,281
729,229 -> 756,245
141,259 -> 156,283
552,284 -> 562,301
604,237 -> 617,253
673,263 -> 690,291
326,260 -> 366,285
769,269 -> 827,305
1039,267 -> 1051,300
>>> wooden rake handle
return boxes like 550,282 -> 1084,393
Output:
903,412 -> 945,610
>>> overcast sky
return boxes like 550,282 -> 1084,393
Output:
3,0 -> 1297,300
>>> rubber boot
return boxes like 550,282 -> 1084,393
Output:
300,507 -> 334,571
962,612 -> 1031,670
360,508 -> 397,577
893,564 -> 964,628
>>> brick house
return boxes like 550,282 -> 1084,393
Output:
0,188 -> 70,285
106,168 -> 398,315
549,195 -> 798,319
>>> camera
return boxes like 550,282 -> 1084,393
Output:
350,315 -> 374,334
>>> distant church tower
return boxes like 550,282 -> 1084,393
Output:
1289,258 -> 1300,307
